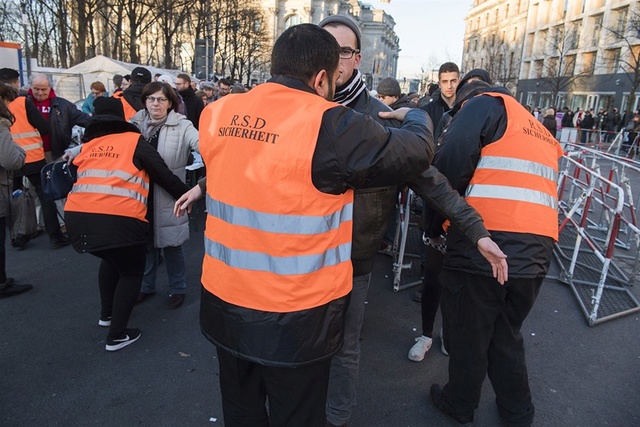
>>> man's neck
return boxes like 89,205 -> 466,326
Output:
442,94 -> 455,108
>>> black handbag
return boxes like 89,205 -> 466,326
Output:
41,161 -> 77,201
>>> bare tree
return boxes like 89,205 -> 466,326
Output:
603,6 -> 640,118
534,20 -> 589,104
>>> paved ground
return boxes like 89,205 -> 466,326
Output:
2,208 -> 640,426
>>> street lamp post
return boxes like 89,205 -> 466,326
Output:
20,1 -> 31,80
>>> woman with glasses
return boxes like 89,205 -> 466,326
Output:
130,82 -> 199,309
81,81 -> 109,115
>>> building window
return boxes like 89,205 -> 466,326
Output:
534,59 -> 544,78
606,48 -> 621,74
284,14 -> 302,29
582,52 -> 596,75
569,20 -> 581,50
616,7 -> 629,37
565,55 -> 576,76
592,15 -> 603,47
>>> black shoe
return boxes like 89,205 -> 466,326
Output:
430,384 -> 474,425
412,291 -> 422,302
11,235 -> 30,250
0,278 -> 33,298
169,294 -> 185,309
50,234 -> 71,249
105,328 -> 141,351
135,291 -> 156,305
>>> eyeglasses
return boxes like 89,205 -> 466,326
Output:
146,96 -> 169,104
339,48 -> 360,60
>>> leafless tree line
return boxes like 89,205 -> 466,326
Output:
0,0 -> 270,84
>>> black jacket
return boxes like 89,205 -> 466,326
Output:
28,95 -> 90,159
543,114 -> 557,136
178,86 -> 205,129
201,75 -> 433,367
420,88 -> 452,128
435,88 -> 554,279
122,83 -> 146,112
65,117 -> 190,253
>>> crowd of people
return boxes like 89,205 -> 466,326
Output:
0,14 -> 572,427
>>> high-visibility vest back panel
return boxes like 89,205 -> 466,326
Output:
199,83 -> 354,313
65,132 -> 149,222
465,92 -> 564,240
8,97 -> 45,164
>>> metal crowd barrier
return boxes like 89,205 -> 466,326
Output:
554,152 -> 640,325
388,189 -> 424,292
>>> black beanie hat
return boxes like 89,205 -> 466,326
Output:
457,68 -> 492,93
93,96 -> 125,120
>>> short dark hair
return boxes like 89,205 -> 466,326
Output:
177,73 -> 191,84
271,23 -> 340,83
141,81 -> 180,113
438,62 -> 460,77
218,78 -> 231,87
113,74 -> 123,88
0,68 -> 20,84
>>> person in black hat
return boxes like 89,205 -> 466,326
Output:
113,66 -> 151,120
63,95 -> 190,352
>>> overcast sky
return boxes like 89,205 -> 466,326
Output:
376,0 -> 472,79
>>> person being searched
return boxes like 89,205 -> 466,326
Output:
318,17 -> 508,427
173,23 -> 433,426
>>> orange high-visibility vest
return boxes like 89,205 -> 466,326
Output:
199,82 -> 354,313
112,91 -> 137,121
465,92 -> 564,240
8,97 -> 45,164
65,132 -> 149,222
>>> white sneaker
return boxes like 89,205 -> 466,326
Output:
440,327 -> 449,356
408,335 -> 433,362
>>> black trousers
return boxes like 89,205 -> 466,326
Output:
91,244 -> 146,340
439,269 -> 542,426
420,245 -> 444,337
217,347 -> 331,427
0,216 -> 6,283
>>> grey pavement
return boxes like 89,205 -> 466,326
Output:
2,208 -> 640,426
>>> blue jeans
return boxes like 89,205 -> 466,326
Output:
326,273 -> 371,425
141,245 -> 187,295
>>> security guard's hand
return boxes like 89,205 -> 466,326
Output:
476,237 -> 508,285
174,185 -> 204,217
378,107 -> 412,122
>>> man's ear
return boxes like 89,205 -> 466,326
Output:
312,69 -> 328,98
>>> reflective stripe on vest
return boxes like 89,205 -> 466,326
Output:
205,194 -> 353,274
463,92 -> 563,240
8,97 -> 45,164
65,132 -> 149,222
200,82 -> 353,313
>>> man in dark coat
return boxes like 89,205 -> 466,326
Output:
175,73 -> 204,129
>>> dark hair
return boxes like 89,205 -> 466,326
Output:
141,82 -> 180,113
218,78 -> 231,87
177,73 -> 191,84
0,68 -> 20,84
113,74 -> 123,87
271,23 -> 340,83
438,62 -> 460,77
0,84 -> 18,123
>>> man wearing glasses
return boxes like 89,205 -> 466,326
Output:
319,15 -> 507,427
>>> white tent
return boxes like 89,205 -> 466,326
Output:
52,55 -> 183,102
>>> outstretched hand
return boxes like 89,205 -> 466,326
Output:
174,185 -> 204,217
476,237 -> 508,285
378,107 -> 412,122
